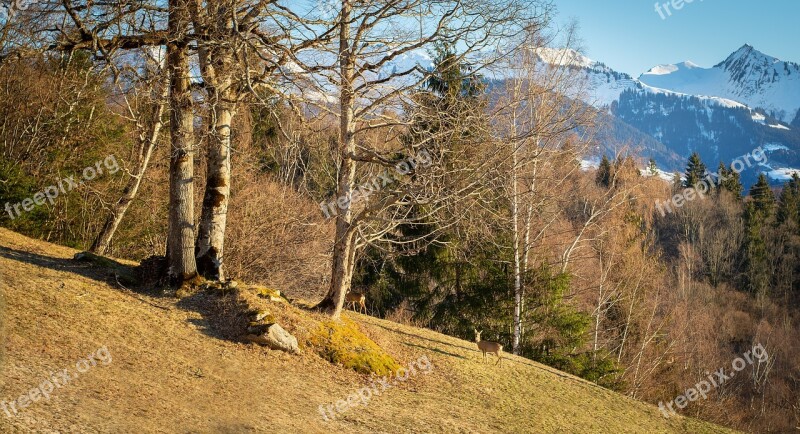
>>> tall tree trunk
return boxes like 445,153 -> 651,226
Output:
511,135 -> 522,355
196,97 -> 234,280
91,83 -> 169,255
193,2 -> 235,281
166,0 -> 197,282
520,200 -> 534,342
317,1 -> 356,319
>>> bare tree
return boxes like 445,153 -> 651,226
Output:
292,0 -> 544,318
493,26 -> 596,353
91,59 -> 170,255
187,0 -> 339,280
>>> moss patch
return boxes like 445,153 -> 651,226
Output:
253,286 -> 284,302
308,318 -> 399,376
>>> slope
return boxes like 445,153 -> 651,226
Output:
0,228 -> 734,433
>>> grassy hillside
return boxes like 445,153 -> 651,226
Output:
0,228 -> 734,433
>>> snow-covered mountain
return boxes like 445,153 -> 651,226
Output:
639,44 -> 800,124
528,45 -> 800,185
528,48 -> 641,106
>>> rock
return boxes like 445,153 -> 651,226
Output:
202,280 -> 236,296
254,286 -> 284,302
225,280 -> 239,289
245,323 -> 299,354
254,310 -> 270,322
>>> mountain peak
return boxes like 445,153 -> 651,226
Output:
717,44 -> 777,69
638,44 -> 800,124
642,60 -> 700,76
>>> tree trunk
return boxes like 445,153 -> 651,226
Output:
511,135 -> 522,355
317,1 -> 357,319
91,84 -> 169,255
193,3 -> 236,281
196,98 -> 234,280
166,0 -> 197,283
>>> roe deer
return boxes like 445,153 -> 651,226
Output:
474,329 -> 503,365
345,291 -> 367,314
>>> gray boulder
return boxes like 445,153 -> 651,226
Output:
245,323 -> 299,354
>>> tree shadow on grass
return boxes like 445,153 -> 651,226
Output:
0,245 -> 139,288
402,342 -> 467,360
364,313 -> 586,383
175,290 -> 255,344
369,321 -> 475,353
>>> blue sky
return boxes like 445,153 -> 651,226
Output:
554,0 -> 800,76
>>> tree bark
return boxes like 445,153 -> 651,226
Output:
317,1 -> 357,319
196,95 -> 234,280
511,132 -> 522,355
194,2 -> 236,281
91,83 -> 169,255
166,0 -> 198,282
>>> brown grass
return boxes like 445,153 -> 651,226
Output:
0,228 -> 735,433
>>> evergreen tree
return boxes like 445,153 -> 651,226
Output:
749,173 -> 775,216
355,41 -> 491,324
777,174 -> 800,225
742,173 -> 775,298
596,155 -> 612,188
683,152 -> 708,188
718,162 -> 744,198
742,201 -> 770,297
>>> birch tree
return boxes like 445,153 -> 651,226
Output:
493,27 -> 595,353
187,0 -> 338,280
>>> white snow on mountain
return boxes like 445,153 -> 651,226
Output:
638,44 -> 800,123
641,167 -> 676,182
377,49 -> 435,78
523,48 -> 640,107
530,46 -> 795,134
767,168 -> 800,181
532,49 -> 756,111
534,48 -> 596,68
638,83 -> 748,109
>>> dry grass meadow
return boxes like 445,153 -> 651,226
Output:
0,228 -> 735,433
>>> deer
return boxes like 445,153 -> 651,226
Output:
474,329 -> 503,366
345,291 -> 367,315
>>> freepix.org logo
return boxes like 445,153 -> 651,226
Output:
654,0 -> 705,20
